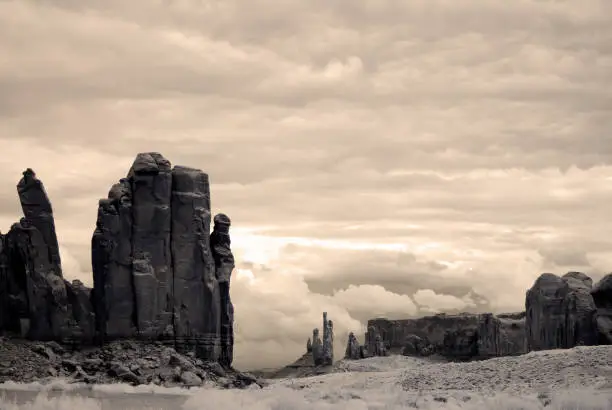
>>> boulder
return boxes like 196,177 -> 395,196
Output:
525,272 -> 598,351
591,273 -> 612,344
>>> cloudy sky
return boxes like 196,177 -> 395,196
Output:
1,0 -> 611,370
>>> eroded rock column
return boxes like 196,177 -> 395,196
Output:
91,179 -> 136,340
211,213 -> 235,367
17,169 -> 62,277
171,166 -> 220,359
128,153 -> 174,339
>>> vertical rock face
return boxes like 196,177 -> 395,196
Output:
210,213 -> 234,367
344,332 -> 361,360
17,169 -> 62,277
526,272 -> 598,351
128,153 -> 174,339
91,179 -> 136,340
591,274 -> 612,344
90,152 -> 233,362
366,313 -> 526,359
171,166 -> 220,359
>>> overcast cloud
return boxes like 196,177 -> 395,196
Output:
1,0 -> 611,370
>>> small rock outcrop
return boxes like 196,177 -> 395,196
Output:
344,332 -> 362,360
591,274 -> 612,344
525,272 -> 598,350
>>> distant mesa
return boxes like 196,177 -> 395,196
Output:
0,152 -> 236,366
341,269 -> 612,364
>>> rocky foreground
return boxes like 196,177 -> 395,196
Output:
0,338 -> 263,389
280,345 -> 612,398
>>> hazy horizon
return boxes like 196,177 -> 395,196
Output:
1,0 -> 611,370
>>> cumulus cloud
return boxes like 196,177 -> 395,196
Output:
413,289 -> 476,313
1,0 -> 611,369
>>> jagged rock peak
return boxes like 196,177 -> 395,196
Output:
16,168 -> 62,276
128,152 -> 172,176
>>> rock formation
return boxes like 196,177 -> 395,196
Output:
344,332 -> 361,360
321,312 -> 334,365
311,328 -> 323,366
591,273 -> 612,344
306,312 -> 335,366
366,312 -> 526,359
0,152 -> 236,367
91,152 -> 235,363
525,272 -> 598,350
0,170 -> 92,343
17,169 -> 62,276
210,213 -> 236,367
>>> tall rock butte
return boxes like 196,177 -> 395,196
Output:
525,271 -> 598,350
91,152 -> 235,362
0,152 -> 236,366
524,271 -> 612,351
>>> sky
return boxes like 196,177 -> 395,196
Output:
0,0 -> 611,370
